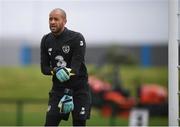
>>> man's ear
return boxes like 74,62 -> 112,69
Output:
63,19 -> 67,25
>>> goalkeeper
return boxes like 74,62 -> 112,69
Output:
40,8 -> 91,126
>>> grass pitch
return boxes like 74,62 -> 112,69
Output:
0,65 -> 168,126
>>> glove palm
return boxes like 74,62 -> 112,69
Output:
55,67 -> 74,82
58,92 -> 74,114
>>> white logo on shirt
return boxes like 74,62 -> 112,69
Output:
62,45 -> 70,53
48,48 -> 52,55
80,41 -> 84,46
80,107 -> 85,115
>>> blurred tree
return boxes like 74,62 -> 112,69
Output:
101,45 -> 138,96
104,45 -> 137,66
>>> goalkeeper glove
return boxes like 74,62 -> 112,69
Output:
53,67 -> 74,82
58,88 -> 74,114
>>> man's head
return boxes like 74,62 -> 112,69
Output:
49,8 -> 67,35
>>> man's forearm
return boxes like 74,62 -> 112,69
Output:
41,65 -> 53,75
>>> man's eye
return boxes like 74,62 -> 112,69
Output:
49,17 -> 59,22
54,18 -> 59,21
49,18 -> 53,21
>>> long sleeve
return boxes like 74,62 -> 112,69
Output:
40,35 -> 52,75
71,34 -> 86,75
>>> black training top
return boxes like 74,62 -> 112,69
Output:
40,27 -> 88,91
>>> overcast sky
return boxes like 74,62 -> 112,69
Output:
0,0 -> 168,46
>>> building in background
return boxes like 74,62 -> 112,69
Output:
0,0 -> 168,66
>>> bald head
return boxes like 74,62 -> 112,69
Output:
50,8 -> 66,20
49,8 -> 67,35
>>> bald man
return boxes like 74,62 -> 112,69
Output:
40,8 -> 91,126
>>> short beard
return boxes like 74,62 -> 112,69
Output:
51,28 -> 64,36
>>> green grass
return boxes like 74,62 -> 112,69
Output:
0,104 -> 168,126
0,65 -> 168,126
0,66 -> 51,99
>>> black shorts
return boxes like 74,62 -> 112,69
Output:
46,80 -> 91,121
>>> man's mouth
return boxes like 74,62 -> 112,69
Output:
50,26 -> 56,29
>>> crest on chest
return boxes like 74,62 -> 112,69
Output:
62,45 -> 70,54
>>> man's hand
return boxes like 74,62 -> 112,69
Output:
58,89 -> 74,114
54,67 -> 74,82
